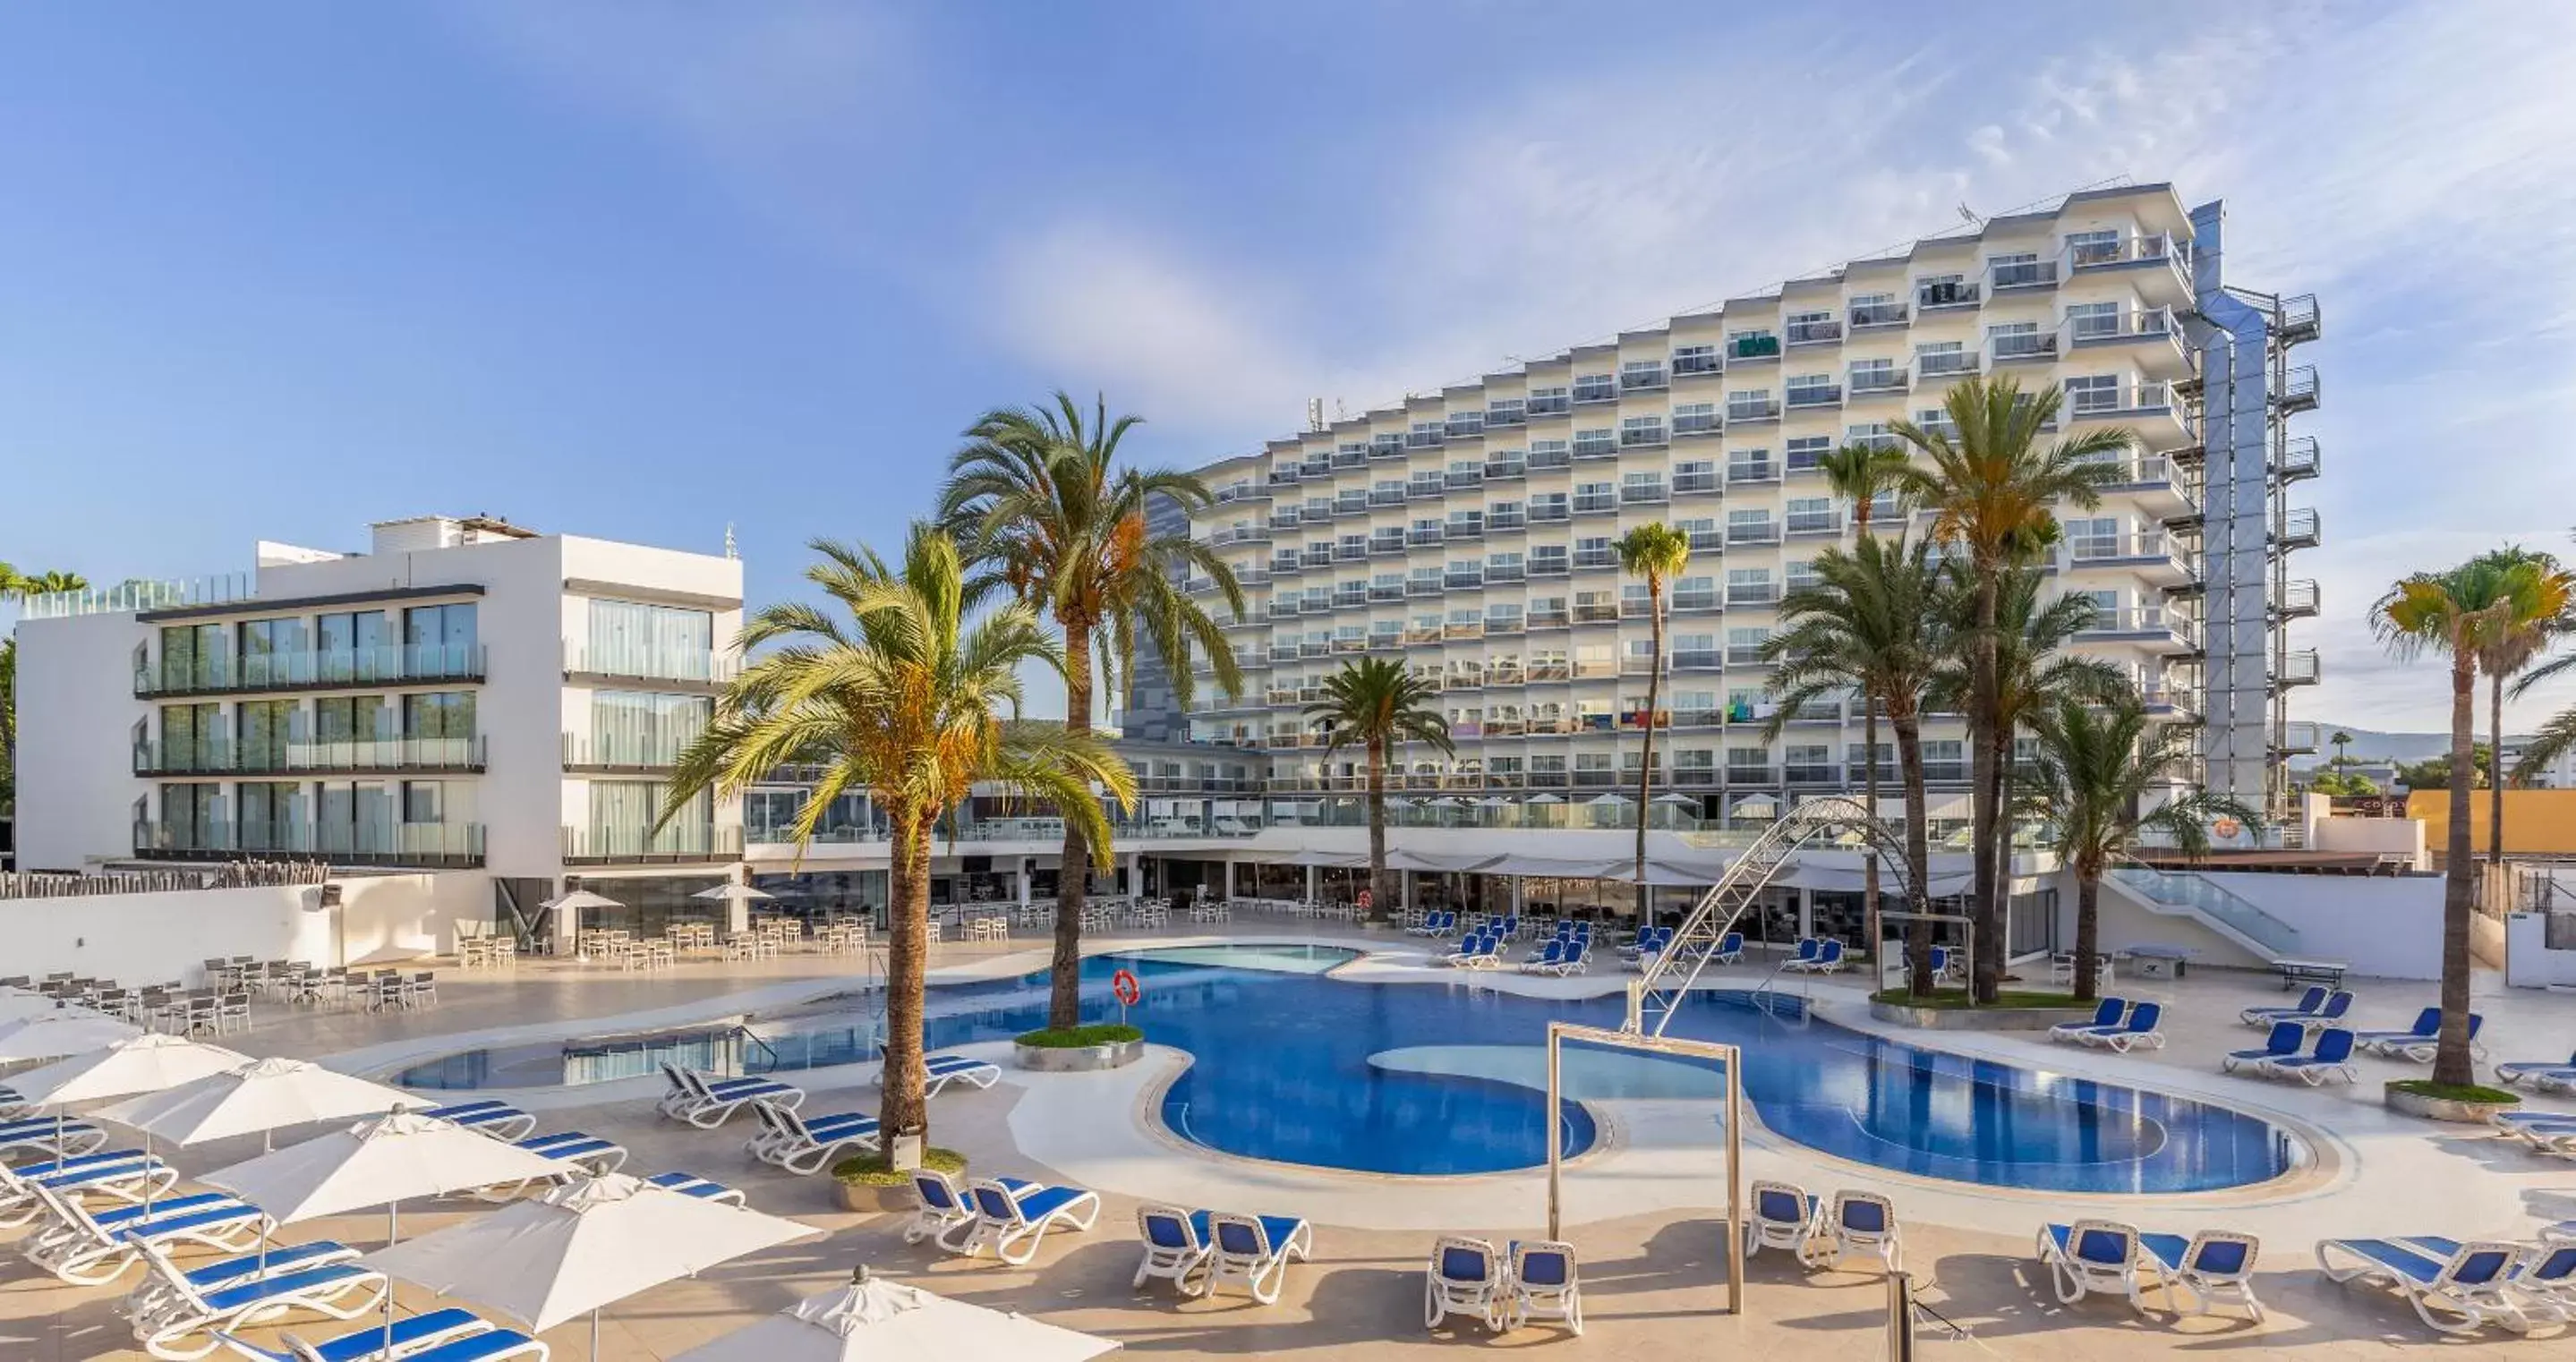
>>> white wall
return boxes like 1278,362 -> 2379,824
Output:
0,871 -> 484,984
2081,869 -> 2449,980
13,609 -> 151,870
2505,912 -> 2576,989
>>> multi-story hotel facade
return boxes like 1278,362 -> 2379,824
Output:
1167,184 -> 2320,827
13,515 -> 749,933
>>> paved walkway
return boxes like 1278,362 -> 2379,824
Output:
5,920 -> 2572,1358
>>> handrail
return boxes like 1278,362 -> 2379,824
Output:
1626,794 -> 1910,1035
2105,857 -> 2301,958
733,1025 -> 781,1073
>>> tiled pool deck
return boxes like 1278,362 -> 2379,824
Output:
5,921 -> 2572,1358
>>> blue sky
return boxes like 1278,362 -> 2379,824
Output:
4,1 -> 2574,731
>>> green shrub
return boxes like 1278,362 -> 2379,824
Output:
2388,1079 -> 2520,1106
1014,1023 -> 1144,1048
830,1145 -> 967,1186
1867,988 -> 2089,1011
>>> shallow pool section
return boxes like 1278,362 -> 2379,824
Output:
395,945 -> 2301,1189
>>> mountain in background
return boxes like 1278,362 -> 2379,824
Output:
2286,723 -> 2534,770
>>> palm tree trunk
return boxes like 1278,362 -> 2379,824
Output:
2073,857 -> 2102,1003
1862,694 -> 1882,975
1891,708 -> 1935,997
2488,671 -> 2506,868
1366,736 -> 1391,922
1634,579 -> 1663,920
1969,569 -> 2002,1003
1992,737 -> 2016,972
2435,652 -> 2478,1087
880,806 -> 931,1153
1047,624 -> 1095,1031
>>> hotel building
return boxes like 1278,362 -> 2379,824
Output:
1165,184 -> 2321,825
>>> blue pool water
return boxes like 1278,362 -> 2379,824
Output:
396,944 -> 2300,1190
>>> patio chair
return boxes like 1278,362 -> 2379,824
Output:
2486,1238 -> 2576,1321
2223,1021 -> 2307,1074
908,1168 -> 1035,1251
1423,1235 -> 1507,1333
2240,985 -> 2327,1027
1743,1179 -> 1822,1261
1804,1190 -> 1901,1273
1507,1239 -> 1582,1335
0,1148 -> 175,1229
1205,1211 -> 1313,1305
417,1100 -> 537,1142
2349,1007 -> 2445,1058
1132,1204 -> 1213,1295
1779,938 -> 1823,973
2262,1027 -> 2358,1085
2488,1110 -> 2576,1158
2036,1220 -> 2156,1311
960,1177 -> 1099,1265
0,1116 -> 110,1161
2145,1230 -> 2264,1320
640,1171 -> 746,1206
2073,1001 -> 2165,1053
214,1312 -> 541,1362
2367,1012 -> 2482,1065
744,1100 -> 879,1175
127,1236 -> 387,1361
656,1064 -> 804,1128
1516,940 -> 1568,975
22,1185 -> 270,1286
2493,1048 -> 2576,1090
2316,1235 -> 2530,1335
2049,998 -> 2128,1044
1712,931 -> 1745,966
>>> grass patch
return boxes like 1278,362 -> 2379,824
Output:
1869,988 -> 2091,1011
831,1145 -> 967,1186
2388,1079 -> 2521,1106
1014,1023 -> 1143,1048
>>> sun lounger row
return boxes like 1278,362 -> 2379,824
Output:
2239,984 -> 2354,1031
1440,932 -> 1506,968
1744,1181 -> 1902,1274
904,1168 -> 1101,1265
2349,1007 -> 2485,1064
2319,1233 -> 2576,1334
2491,1109 -> 2576,1159
218,1308 -> 548,1362
1135,1205 -> 1314,1304
1407,911 -> 1458,938
2048,998 -> 2164,1053
1782,938 -> 1846,975
2222,1024 -> 2358,1085
2495,1047 -> 2576,1093
1426,1236 -> 1582,1335
2036,1220 -> 2262,1319
1518,938 -> 1589,975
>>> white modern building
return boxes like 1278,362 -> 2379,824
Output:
12,515 -> 746,938
1165,183 -> 2319,824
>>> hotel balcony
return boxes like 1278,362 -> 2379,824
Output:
1483,457 -> 1527,482
1784,382 -> 1843,411
2275,506 -> 2321,550
133,736 -> 488,778
1572,378 -> 1619,404
1785,508 -> 1844,538
1672,349 -> 1723,379
1727,459 -> 1780,487
2278,365 -> 2321,414
1849,300 -> 1908,330
1988,331 -> 2060,365
1672,648 -> 1721,671
2280,720 -> 2322,755
563,643 -> 739,691
134,819 -> 486,869
563,821 -> 743,866
1988,257 -> 2060,293
2276,579 -> 2321,619
1671,590 -> 1719,614
1673,471 -> 1719,496
1204,524 -> 1271,548
1727,521 -> 1783,549
2067,380 -> 2197,450
562,734 -> 696,773
1786,318 -> 1843,347
1846,370 -> 1910,401
1727,333 -> 1782,363
135,643 -> 487,699
1786,762 -> 1844,786
1727,396 -> 1781,427
1915,278 -> 1980,311
2277,650 -> 2321,688
1915,350 -> 1980,384
2065,531 -> 2195,587
2066,306 -> 2195,379
2075,607 -> 2201,654
2065,232 -> 2195,308
2279,435 -> 2321,483
2099,453 -> 2201,522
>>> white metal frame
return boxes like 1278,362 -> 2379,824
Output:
1546,1021 -> 1744,1315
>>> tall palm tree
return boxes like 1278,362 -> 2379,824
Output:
2373,555 -> 2556,1087
1615,522 -> 1691,910
2330,730 -> 2354,767
1763,534 -> 1945,993
2468,548 -> 2573,866
660,526 -> 1134,1147
939,393 -> 1245,1030
2017,694 -> 2257,1001
1,566 -> 85,815
1816,441 -> 1913,963
1930,561 -> 2127,953
1307,658 -> 1452,922
1894,374 -> 2130,1002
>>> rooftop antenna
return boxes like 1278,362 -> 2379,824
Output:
722,523 -> 738,560
1957,202 -> 1982,226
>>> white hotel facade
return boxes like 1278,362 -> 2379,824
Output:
1167,184 -> 2321,827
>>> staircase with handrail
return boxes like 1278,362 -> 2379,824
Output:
1625,795 -> 1912,1036
2102,858 -> 2303,962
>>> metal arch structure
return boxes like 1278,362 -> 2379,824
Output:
1624,794 -> 1915,1037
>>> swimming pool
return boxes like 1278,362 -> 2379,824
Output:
396,944 -> 2302,1191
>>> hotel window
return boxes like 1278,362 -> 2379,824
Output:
236,617 -> 309,684
2064,374 -> 2120,413
1573,372 -> 1616,403
1619,415 -> 1667,447
1529,385 -> 1571,414
314,694 -> 392,745
584,600 -> 705,680
1786,559 -> 1821,592
1673,343 -> 1719,375
2066,300 -> 2120,339
1785,435 -> 1830,472
1917,273 -> 1969,306
1987,319 -> 2047,359
1673,402 -> 1718,436
1989,251 -> 2043,286
2065,516 -> 2120,557
2064,229 -> 2120,265
1786,373 -> 1838,405
1785,310 -> 1836,344
1848,356 -> 1898,390
1786,497 -> 1837,533
1620,359 -> 1668,388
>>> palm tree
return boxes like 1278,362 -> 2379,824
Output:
9,569 -> 86,596
1,566 -> 85,815
2468,549 -> 2573,867
2372,556 -> 2558,1087
1763,534 -> 1945,993
1307,658 -> 1452,921
660,526 -> 1135,1147
1895,374 -> 2130,1002
1614,522 -> 1691,911
1930,562 -> 2128,950
939,393 -> 1244,1031
2018,694 -> 2258,1001
1816,441 -> 1914,963
2330,730 -> 2354,767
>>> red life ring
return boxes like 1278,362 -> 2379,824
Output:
1356,888 -> 1375,910
1112,969 -> 1142,1007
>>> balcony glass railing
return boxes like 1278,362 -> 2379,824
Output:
137,644 -> 486,697
133,736 -> 488,775
562,734 -> 701,769
134,819 -> 485,865
562,822 -> 743,863
565,643 -> 737,686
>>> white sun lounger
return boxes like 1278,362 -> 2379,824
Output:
656,1064 -> 805,1128
215,1308 -> 543,1362
2317,1236 -> 2532,1335
126,1236 -> 387,1361
1508,1239 -> 1582,1335
1424,1235 -> 1507,1333
1206,1212 -> 1312,1304
23,1185 -> 271,1286
745,1100 -> 879,1175
908,1169 -> 1034,1252
1133,1204 -> 1214,1295
0,1149 -> 176,1229
960,1177 -> 1099,1265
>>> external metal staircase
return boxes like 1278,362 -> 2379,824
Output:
1625,795 -> 1913,1036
